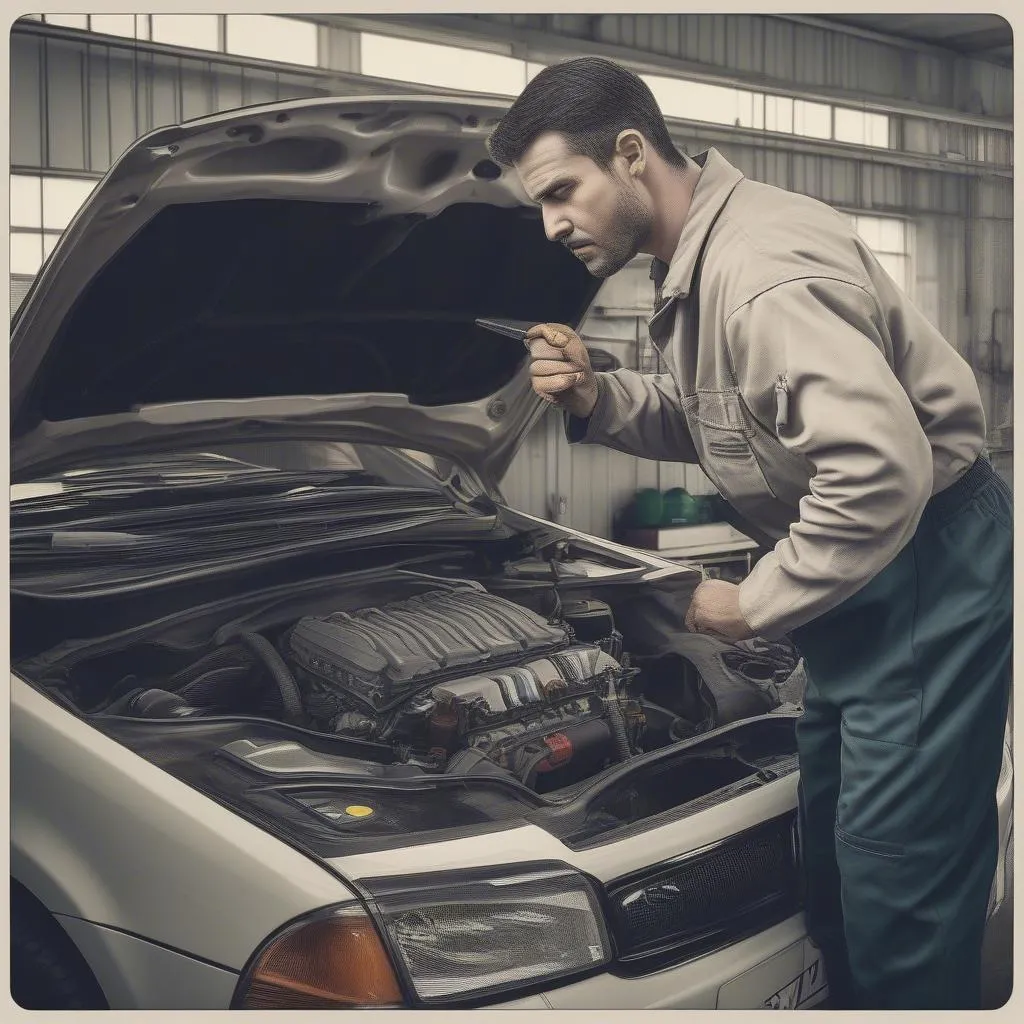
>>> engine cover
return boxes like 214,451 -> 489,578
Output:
288,586 -> 571,710
286,586 -> 641,788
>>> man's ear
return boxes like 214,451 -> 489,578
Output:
615,129 -> 647,178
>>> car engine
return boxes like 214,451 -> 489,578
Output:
284,585 -> 644,791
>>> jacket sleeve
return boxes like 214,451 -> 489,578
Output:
564,369 -> 700,463
730,277 -> 934,639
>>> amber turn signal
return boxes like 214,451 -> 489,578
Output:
235,905 -> 405,1009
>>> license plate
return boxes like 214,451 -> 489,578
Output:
764,959 -> 826,1009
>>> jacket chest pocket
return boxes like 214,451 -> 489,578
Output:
681,389 -> 779,508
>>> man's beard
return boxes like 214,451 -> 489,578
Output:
584,185 -> 652,279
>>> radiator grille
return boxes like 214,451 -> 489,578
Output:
606,813 -> 801,973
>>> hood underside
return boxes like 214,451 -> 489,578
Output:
11,96 -> 602,483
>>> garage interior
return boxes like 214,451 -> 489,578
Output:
8,11 -> 1013,1009
10,12 -> 1013,535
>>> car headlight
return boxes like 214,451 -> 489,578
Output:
364,862 -> 612,1005
233,862 -> 612,1009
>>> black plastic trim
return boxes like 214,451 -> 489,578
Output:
607,811 -> 799,893
603,812 -> 802,977
609,900 -> 802,978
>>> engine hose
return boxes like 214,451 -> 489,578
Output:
99,686 -> 148,716
178,664 -> 252,706
602,669 -> 633,762
238,632 -> 306,726
165,644 -> 251,691
92,674 -> 145,712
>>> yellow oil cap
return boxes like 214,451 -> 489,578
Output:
344,805 -> 374,818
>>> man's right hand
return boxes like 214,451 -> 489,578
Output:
525,323 -> 600,420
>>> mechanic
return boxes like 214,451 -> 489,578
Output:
486,56 -> 1012,1011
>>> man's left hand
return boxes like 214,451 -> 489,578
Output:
685,579 -> 757,642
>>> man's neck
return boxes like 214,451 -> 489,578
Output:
643,160 -> 702,265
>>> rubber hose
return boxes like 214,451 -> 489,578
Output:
165,644 -> 251,691
178,665 -> 252,706
93,674 -> 145,712
603,670 -> 633,762
99,687 -> 148,716
238,632 -> 305,726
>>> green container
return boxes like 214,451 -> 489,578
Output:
662,487 -> 698,525
632,488 -> 664,528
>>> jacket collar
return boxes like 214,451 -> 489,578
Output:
649,147 -> 745,302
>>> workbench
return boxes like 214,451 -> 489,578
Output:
622,523 -> 761,580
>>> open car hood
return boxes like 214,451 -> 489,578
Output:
11,95 -> 602,485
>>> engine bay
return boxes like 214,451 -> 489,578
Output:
27,571 -> 806,798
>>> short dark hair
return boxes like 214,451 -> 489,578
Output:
487,56 -> 687,170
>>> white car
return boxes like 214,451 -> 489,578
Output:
10,94 -> 1013,1011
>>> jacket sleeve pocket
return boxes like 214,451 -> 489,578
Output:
692,390 -> 779,504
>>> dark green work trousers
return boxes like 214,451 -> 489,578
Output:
790,456 -> 1012,1010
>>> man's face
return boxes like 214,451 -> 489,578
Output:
514,131 -> 652,279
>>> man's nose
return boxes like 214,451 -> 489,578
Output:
542,207 -> 572,243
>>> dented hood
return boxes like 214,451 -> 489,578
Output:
10,95 -> 602,484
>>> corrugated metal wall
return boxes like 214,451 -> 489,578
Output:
11,32 -> 332,171
499,409 -> 714,535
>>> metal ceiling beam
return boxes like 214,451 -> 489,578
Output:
779,14 -> 1000,58
787,14 -> 1012,67
939,26 -> 1016,53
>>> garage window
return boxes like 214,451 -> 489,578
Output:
11,175 -> 42,229
40,13 -> 324,63
9,173 -> 99,277
90,14 -> 146,40
226,15 -> 318,67
359,33 -> 535,96
10,233 -> 44,276
846,214 -> 912,292
41,178 -> 97,231
43,14 -> 150,40
792,99 -> 833,140
764,95 -> 794,133
835,107 -> 891,148
40,14 -> 88,30
151,15 -> 220,52
641,74 -> 889,149
643,75 -> 759,130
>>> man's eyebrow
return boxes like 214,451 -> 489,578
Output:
532,176 -> 577,202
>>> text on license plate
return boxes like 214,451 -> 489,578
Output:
764,959 -> 826,1009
